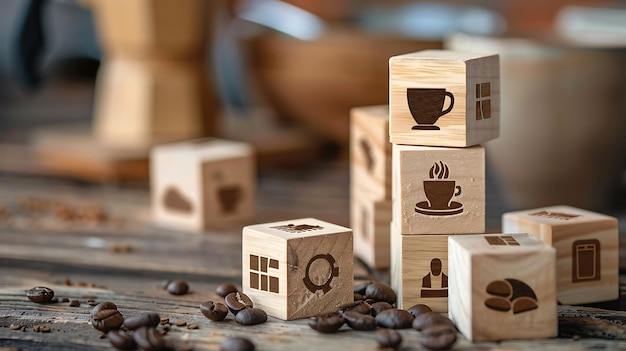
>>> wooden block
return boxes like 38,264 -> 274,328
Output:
502,206 -> 619,304
350,191 -> 391,269
242,218 -> 353,320
151,138 -> 255,231
390,223 -> 449,312
389,50 -> 500,147
350,105 -> 392,200
448,233 -> 557,342
392,144 -> 485,235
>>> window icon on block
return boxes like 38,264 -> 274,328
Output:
475,83 -> 491,120
249,254 -> 279,293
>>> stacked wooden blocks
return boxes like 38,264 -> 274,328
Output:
388,50 -> 500,313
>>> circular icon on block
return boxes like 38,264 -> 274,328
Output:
303,254 -> 339,294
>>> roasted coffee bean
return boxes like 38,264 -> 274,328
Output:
220,336 -> 255,351
308,313 -> 344,333
10,324 -> 21,330
69,299 -> 80,307
160,318 -> 170,326
187,323 -> 199,330
375,309 -> 414,329
61,297 -> 70,303
124,313 -> 161,330
33,325 -> 41,332
235,307 -> 267,325
354,292 -> 364,301
412,312 -> 454,331
40,325 -> 51,333
407,304 -> 432,318
88,301 -> 99,307
224,292 -> 253,315
167,280 -> 189,295
353,281 -> 371,295
342,311 -> 377,331
421,324 -> 457,351
91,301 -> 118,317
200,301 -> 228,321
376,328 -> 403,349
216,283 -> 239,298
108,330 -> 137,351
92,308 -> 124,332
133,327 -> 167,351
370,301 -> 393,316
338,300 -> 371,315
50,297 -> 59,303
175,320 -> 187,327
365,282 -> 396,304
26,286 -> 55,303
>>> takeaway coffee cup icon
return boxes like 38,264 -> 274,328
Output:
407,88 -> 454,130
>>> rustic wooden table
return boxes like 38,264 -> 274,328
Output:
1,164 -> 626,350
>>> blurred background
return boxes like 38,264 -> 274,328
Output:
1,0 -> 626,225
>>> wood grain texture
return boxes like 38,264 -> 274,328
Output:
151,138 -> 256,231
351,194 -> 391,269
392,144 -> 485,234
448,233 -> 558,342
242,218 -> 353,320
503,206 -> 619,305
389,50 -> 499,147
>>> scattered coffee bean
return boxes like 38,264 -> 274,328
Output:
26,286 -> 55,303
365,282 -> 396,305
375,309 -> 414,329
160,318 -> 170,326
235,307 -> 267,326
342,311 -> 377,331
167,280 -> 189,295
412,312 -> 454,331
91,301 -> 118,317
133,326 -> 166,351
40,326 -> 51,333
338,300 -> 371,315
353,281 -> 371,295
187,324 -> 199,330
376,328 -> 403,349
50,297 -> 59,303
92,308 -> 124,332
64,278 -> 72,286
216,283 -> 239,298
421,324 -> 457,351
124,313 -> 161,330
10,324 -> 21,331
354,293 -> 364,301
407,304 -> 432,318
88,301 -> 99,307
61,297 -> 70,303
370,301 -> 393,317
308,313 -> 344,333
220,336 -> 255,351
224,292 -> 253,315
33,325 -> 41,332
108,330 -> 137,350
69,299 -> 80,307
175,320 -> 187,327
200,301 -> 229,321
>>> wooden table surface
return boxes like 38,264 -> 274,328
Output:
2,164 -> 626,350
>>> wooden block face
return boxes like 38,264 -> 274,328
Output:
392,144 -> 485,234
350,105 -> 392,200
390,226 -> 449,312
351,191 -> 391,269
502,206 -> 618,304
448,233 -> 557,342
242,218 -> 353,320
389,50 -> 500,147
151,138 -> 255,231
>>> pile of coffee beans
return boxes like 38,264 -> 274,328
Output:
200,287 -> 268,327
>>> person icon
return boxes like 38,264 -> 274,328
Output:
420,258 -> 448,298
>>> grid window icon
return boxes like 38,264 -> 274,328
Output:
485,235 -> 520,246
475,83 -> 491,120
249,254 -> 279,293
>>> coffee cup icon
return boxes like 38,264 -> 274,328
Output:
218,185 -> 242,214
407,88 -> 454,130
416,161 -> 464,216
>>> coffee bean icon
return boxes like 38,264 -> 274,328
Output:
484,279 -> 538,314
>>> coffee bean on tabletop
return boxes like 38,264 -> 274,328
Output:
375,309 -> 414,329
412,312 -> 454,332
353,281 -> 371,296
376,328 -> 403,349
339,300 -> 371,315
365,282 -> 396,305
235,307 -> 267,326
124,313 -> 161,330
92,309 -> 124,332
175,320 -> 187,327
50,297 -> 59,303
91,301 -> 118,317
370,302 -> 393,317
354,293 -> 365,301
216,283 -> 239,298
187,323 -> 199,330
407,304 -> 432,318
220,336 -> 255,351
167,280 -> 189,295
26,286 -> 54,303
133,326 -> 167,351
342,311 -> 377,331
308,313 -> 344,333
40,325 -> 51,333
61,297 -> 70,303
421,324 -> 458,351
224,292 -> 253,315
69,299 -> 80,307
200,301 -> 229,321
108,330 -> 137,351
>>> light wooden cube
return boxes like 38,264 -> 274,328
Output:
351,191 -> 391,269
392,143 -> 485,235
389,50 -> 500,147
502,206 -> 618,304
151,138 -> 255,231
448,233 -> 557,342
350,105 -> 392,200
242,218 -> 353,320
390,223 -> 449,312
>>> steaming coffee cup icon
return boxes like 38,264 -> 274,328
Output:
407,88 -> 454,130
416,161 -> 464,216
